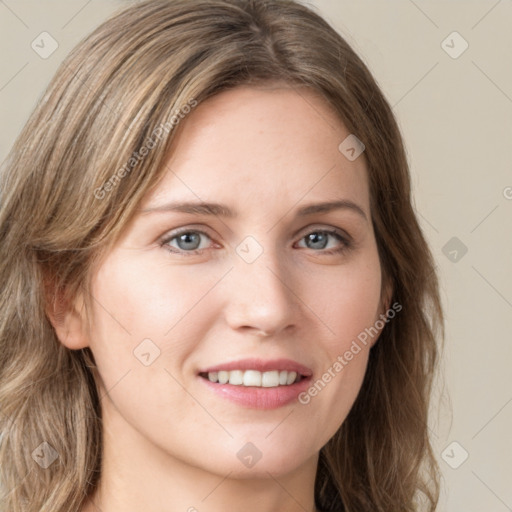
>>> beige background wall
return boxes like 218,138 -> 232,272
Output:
1,1 -> 511,510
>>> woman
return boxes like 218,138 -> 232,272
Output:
0,0 -> 444,510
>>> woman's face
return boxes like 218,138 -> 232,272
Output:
75,84 -> 388,478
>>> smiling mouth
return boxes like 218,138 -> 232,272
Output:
199,369 -> 307,387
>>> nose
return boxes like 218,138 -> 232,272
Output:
222,246 -> 299,337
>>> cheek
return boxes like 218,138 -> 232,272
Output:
87,253 -> 225,359
84,256 -> 217,429
298,249 -> 381,420
313,249 -> 383,356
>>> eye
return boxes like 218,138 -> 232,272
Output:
160,227 -> 351,256
161,229 -> 214,255
295,229 -> 350,255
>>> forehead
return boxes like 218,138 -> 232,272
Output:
142,85 -> 369,214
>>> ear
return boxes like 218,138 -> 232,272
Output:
45,281 -> 89,350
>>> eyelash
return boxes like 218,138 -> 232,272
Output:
159,227 -> 352,256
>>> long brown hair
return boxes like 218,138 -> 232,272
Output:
0,1 -> 444,510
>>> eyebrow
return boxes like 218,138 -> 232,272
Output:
140,199 -> 368,221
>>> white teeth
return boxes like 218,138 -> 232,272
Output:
228,370 -> 244,385
261,370 -> 279,387
286,371 -> 297,385
243,370 -> 261,386
205,369 -> 301,387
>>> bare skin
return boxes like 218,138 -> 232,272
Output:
50,83 -> 390,512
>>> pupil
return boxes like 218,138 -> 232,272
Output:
179,233 -> 200,250
307,232 -> 327,249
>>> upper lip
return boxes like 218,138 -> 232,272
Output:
198,358 -> 313,377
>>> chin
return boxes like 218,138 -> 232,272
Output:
195,440 -> 315,479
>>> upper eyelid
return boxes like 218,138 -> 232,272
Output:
160,226 -> 215,244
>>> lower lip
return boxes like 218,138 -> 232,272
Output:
199,375 -> 312,410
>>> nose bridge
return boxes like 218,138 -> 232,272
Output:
224,235 -> 298,334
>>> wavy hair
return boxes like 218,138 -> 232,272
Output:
0,0 -> 444,510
